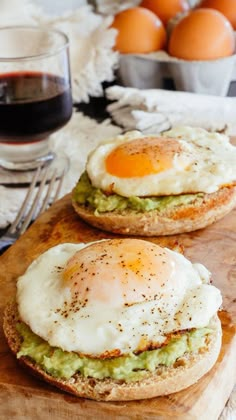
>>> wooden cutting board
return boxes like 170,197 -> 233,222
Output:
0,194 -> 235,420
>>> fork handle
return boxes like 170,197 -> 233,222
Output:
0,236 -> 15,253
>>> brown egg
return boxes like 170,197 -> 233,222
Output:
140,0 -> 190,25
199,0 -> 236,29
111,7 -> 166,54
168,8 -> 235,60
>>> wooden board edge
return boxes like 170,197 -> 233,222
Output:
0,312 -> 235,419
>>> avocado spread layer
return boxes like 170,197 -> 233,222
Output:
17,322 -> 211,382
72,172 -> 204,214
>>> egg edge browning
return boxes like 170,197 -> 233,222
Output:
3,239 -> 223,400
16,240 -> 222,357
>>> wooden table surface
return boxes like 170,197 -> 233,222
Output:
0,192 -> 235,419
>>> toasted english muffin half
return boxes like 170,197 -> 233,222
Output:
3,302 -> 222,401
72,185 -> 236,236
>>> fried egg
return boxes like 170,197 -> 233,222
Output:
17,239 -> 222,357
86,127 -> 236,197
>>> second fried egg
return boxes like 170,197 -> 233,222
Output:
86,127 -> 236,197
17,239 -> 222,357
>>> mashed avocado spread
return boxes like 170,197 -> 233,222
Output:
72,172 -> 204,214
17,322 -> 211,382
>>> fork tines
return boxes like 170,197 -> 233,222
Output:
8,164 -> 65,236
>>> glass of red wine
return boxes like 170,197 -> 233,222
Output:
0,26 -> 73,174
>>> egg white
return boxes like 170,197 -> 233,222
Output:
86,127 -> 236,197
17,241 -> 222,357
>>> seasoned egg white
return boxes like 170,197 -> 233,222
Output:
17,239 -> 222,357
86,127 -> 236,197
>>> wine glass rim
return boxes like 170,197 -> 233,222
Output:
0,25 -> 70,62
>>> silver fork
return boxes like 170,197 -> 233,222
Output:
0,164 -> 65,251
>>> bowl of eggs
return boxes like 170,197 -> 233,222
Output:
111,0 -> 236,96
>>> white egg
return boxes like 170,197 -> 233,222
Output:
86,127 -> 236,197
17,239 -> 222,357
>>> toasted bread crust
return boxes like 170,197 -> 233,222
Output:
3,302 -> 222,401
72,186 -> 236,236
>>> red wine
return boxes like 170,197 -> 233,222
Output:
0,71 -> 72,144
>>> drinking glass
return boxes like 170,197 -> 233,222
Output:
0,26 -> 73,173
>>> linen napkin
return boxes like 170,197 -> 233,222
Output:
37,7 -> 118,103
106,85 -> 236,135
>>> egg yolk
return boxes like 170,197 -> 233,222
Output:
105,137 -> 182,178
62,239 -> 175,307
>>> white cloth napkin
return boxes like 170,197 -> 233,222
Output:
37,7 -> 118,103
106,85 -> 236,135
0,111 -> 121,228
